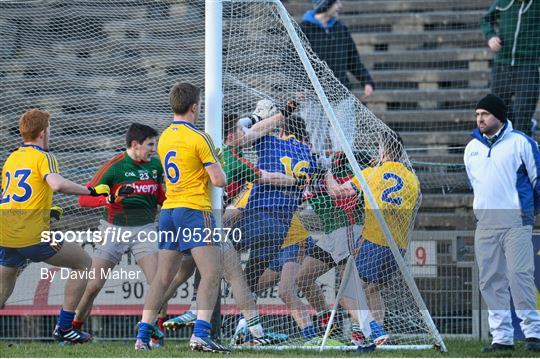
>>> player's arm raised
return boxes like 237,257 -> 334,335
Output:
241,100 -> 297,146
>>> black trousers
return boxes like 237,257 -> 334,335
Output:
492,64 -> 540,135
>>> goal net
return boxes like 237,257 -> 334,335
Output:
0,0 -> 444,351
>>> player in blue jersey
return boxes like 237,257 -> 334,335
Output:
235,114 -> 316,293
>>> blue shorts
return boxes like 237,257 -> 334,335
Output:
0,240 -> 63,268
268,236 -> 315,272
158,208 -> 216,253
235,209 -> 293,261
355,240 -> 404,284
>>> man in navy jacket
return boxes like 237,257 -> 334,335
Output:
300,0 -> 374,99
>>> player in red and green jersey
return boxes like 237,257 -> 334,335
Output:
74,123 -> 167,347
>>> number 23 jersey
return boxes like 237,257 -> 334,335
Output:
1,145 -> 59,248
351,161 -> 420,249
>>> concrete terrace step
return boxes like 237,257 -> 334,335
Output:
416,212 -> 476,230
359,48 -> 492,68
376,109 -> 476,129
337,11 -> 484,28
421,194 -> 472,209
400,131 -> 470,146
285,0 -> 491,15
360,88 -> 489,104
369,69 -> 490,84
353,30 -> 485,48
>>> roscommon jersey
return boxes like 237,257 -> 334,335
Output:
0,145 -> 59,248
351,161 -> 420,249
245,134 -> 315,211
157,120 -> 219,211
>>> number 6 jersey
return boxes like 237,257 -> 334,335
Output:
157,120 -> 219,211
0,144 -> 59,247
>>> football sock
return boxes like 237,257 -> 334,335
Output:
193,319 -> 212,338
58,308 -> 75,331
136,322 -> 154,344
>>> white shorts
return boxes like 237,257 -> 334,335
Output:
315,224 -> 362,263
93,220 -> 158,265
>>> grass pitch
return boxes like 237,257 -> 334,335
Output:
0,339 -> 538,357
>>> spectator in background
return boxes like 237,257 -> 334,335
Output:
481,0 -> 540,135
300,0 -> 375,99
299,0 -> 375,157
464,94 -> 540,353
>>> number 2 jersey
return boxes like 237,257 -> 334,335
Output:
245,134 -> 315,211
79,152 -> 164,227
0,145 -> 59,248
351,161 -> 420,249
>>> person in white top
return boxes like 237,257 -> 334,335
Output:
464,94 -> 540,352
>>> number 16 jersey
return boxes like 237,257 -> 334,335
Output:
246,134 -> 315,211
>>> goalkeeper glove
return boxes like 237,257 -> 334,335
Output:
50,205 -> 64,220
88,184 -> 110,197
253,99 -> 279,119
237,114 -> 262,130
107,185 -> 135,204
279,99 -> 297,119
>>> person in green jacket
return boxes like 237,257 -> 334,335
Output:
481,0 -> 540,135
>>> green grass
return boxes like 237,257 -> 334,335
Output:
0,340 -> 538,357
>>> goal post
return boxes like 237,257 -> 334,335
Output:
205,0 -> 224,339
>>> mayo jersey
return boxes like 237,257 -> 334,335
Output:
245,134 -> 315,211
351,161 -> 420,249
81,152 -> 164,226
0,145 -> 60,248
223,145 -> 261,202
157,120 -> 219,211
